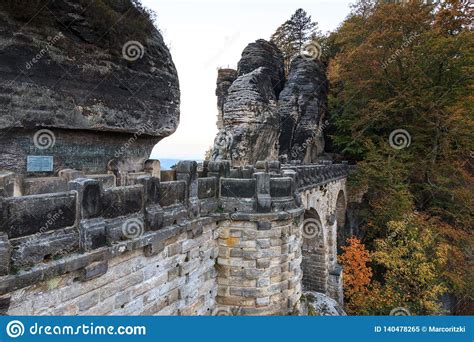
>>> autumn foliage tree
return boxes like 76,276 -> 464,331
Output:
328,0 -> 473,314
339,237 -> 372,314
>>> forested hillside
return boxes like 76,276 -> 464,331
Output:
272,0 -> 473,315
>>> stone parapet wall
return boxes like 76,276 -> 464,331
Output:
0,160 -> 350,315
5,218 -> 218,315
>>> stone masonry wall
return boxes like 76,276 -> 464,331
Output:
299,175 -> 347,304
0,160 -> 350,315
215,212 -> 303,316
5,218 -> 218,316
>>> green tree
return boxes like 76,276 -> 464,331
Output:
270,8 -> 321,73
328,0 -> 473,314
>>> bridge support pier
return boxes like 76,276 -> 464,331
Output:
215,209 -> 304,315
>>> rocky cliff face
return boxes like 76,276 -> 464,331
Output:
278,57 -> 328,163
0,0 -> 179,174
237,39 -> 286,97
212,40 -> 283,166
215,68 -> 237,130
212,40 -> 328,165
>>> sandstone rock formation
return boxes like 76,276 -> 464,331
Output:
215,68 -> 237,130
278,57 -> 328,163
237,39 -> 286,97
0,1 -> 179,174
212,40 -> 284,166
212,40 -> 328,166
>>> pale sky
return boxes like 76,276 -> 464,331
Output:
143,0 -> 354,160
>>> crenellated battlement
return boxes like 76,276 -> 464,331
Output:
0,160 -> 351,315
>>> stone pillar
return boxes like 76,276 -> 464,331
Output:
176,161 -> 199,218
144,160 -> 161,180
68,178 -> 106,252
137,175 -> 163,231
215,210 -> 304,315
328,264 -> 344,305
207,160 -> 230,179
254,172 -> 271,213
282,169 -> 301,206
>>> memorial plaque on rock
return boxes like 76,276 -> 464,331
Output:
27,156 -> 53,172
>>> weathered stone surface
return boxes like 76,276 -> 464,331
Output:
237,39 -> 285,97
80,261 -> 108,282
278,57 -> 328,162
211,39 -> 285,166
1,192 -> 76,238
304,291 -> 346,316
216,69 -> 238,130
0,1 -> 180,174
211,39 -> 330,166
212,67 -> 280,165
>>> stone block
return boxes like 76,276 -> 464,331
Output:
79,260 -> 108,282
79,218 -> 106,251
257,220 -> 272,230
144,240 -> 165,257
220,178 -> 255,198
145,205 -> 164,231
23,177 -> 68,195
1,192 -> 77,238
59,169 -> 84,182
68,178 -> 103,219
0,172 -> 15,197
11,230 -> 79,269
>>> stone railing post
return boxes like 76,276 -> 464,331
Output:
207,160 -> 230,180
137,175 -> 163,231
282,169 -> 301,206
68,178 -> 106,252
254,172 -> 271,213
176,161 -> 199,218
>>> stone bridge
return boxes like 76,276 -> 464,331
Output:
0,160 -> 350,315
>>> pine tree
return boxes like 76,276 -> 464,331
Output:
270,8 -> 321,73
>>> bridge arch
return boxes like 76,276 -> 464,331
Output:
335,189 -> 349,251
301,207 -> 329,294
